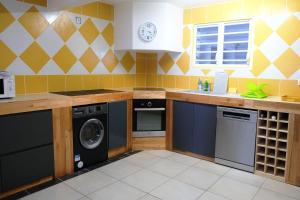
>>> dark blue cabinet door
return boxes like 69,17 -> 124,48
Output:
193,104 -> 217,157
109,101 -> 127,149
173,101 -> 194,152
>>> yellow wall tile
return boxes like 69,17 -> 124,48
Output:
189,76 -> 200,90
184,9 -> 192,24
222,1 -> 244,21
52,13 -> 76,42
48,75 -> 65,92
98,2 -> 114,21
15,76 -> 26,95
0,41 -> 16,70
25,75 -> 47,94
21,0 -> 48,7
228,78 -> 238,91
147,58 -> 157,74
83,75 -> 98,90
98,75 -> 113,89
262,0 -> 287,16
157,75 -> 163,88
0,2 -> 15,33
136,74 -> 146,87
82,2 -> 98,18
242,0 -> 263,17
237,78 -> 258,94
136,57 -> 147,74
102,23 -> 114,47
163,75 -> 176,88
124,75 -> 135,87
191,7 -> 207,24
288,0 -> 300,12
146,75 -> 158,87
18,6 -> 48,38
206,4 -> 224,23
257,79 -> 280,96
112,75 -> 125,88
175,76 -> 190,89
67,6 -> 82,15
280,80 -> 300,97
66,75 -> 83,91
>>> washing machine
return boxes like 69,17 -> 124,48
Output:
72,103 -> 108,171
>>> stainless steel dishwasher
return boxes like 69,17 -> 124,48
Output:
215,107 -> 258,172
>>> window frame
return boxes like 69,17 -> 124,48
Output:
192,19 -> 254,70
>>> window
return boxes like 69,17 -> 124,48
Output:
194,20 -> 252,69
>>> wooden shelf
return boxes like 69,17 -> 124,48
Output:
255,110 -> 290,181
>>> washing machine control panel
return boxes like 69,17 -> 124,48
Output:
73,103 -> 107,118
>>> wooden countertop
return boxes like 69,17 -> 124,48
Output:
1,88 -> 300,115
0,91 -> 133,115
167,90 -> 300,114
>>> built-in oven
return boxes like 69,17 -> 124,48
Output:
133,99 -> 166,137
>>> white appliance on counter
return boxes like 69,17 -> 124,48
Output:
0,71 -> 15,99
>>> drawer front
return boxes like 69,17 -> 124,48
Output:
0,110 -> 53,155
0,145 -> 54,192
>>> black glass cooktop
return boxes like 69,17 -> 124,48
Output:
52,89 -> 121,96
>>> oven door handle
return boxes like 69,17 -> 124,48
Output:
134,108 -> 166,111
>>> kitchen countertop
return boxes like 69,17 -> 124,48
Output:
0,88 -> 300,115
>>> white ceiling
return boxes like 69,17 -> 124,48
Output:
47,0 -> 232,10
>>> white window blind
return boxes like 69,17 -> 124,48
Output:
194,20 -> 251,68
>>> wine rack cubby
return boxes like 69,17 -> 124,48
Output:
255,110 -> 290,181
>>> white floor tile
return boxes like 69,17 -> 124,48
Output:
168,153 -> 199,166
197,192 -> 229,200
20,183 -> 83,200
124,152 -> 161,167
97,159 -> 142,179
145,150 -> 176,158
194,160 -> 230,176
139,194 -> 161,200
65,170 -> 116,195
224,168 -> 266,187
79,197 -> 91,200
122,169 -> 169,192
175,167 -> 220,190
147,159 -> 188,177
209,177 -> 259,200
150,179 -> 204,200
88,181 -> 145,200
253,188 -> 296,200
262,179 -> 300,200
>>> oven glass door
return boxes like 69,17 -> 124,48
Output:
133,108 -> 166,137
136,110 -> 163,131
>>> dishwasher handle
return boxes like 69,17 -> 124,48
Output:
217,107 -> 258,123
223,111 -> 251,121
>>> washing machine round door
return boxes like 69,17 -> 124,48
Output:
79,118 -> 105,150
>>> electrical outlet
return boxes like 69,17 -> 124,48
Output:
75,16 -> 81,25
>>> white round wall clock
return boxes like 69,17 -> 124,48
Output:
138,22 -> 157,42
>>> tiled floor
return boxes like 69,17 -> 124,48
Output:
18,150 -> 300,200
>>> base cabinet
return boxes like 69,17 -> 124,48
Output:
0,145 -> 54,192
108,101 -> 127,150
0,110 -> 54,193
173,101 -> 216,158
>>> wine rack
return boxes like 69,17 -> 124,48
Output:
255,110 -> 290,181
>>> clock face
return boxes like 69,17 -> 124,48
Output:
138,22 -> 157,42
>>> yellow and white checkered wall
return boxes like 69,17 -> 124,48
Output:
157,0 -> 300,81
0,0 -> 136,75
